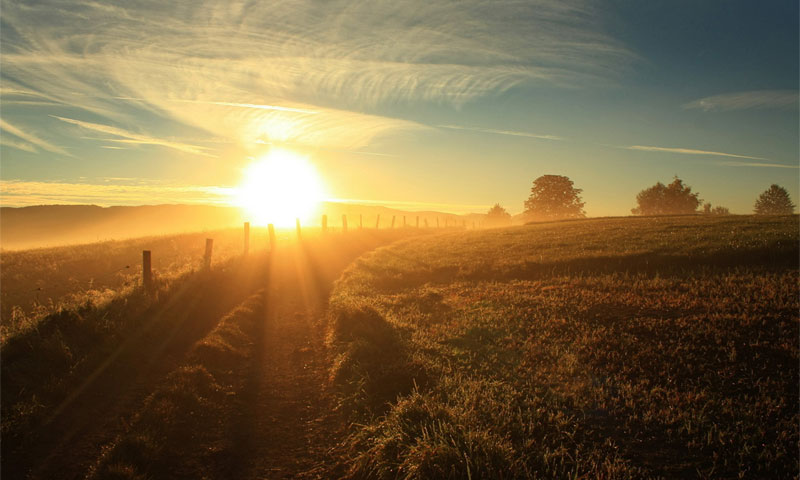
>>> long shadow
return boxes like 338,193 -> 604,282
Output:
2,254 -> 271,480
221,233 -> 413,477
364,244 -> 799,292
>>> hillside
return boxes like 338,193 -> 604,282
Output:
3,215 -> 797,479
0,202 -> 486,250
327,215 -> 799,478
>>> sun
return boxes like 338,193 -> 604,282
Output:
234,149 -> 325,227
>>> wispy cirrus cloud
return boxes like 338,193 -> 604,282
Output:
683,90 -> 798,111
622,144 -> 767,161
0,118 -> 73,157
716,161 -> 799,169
330,197 -> 491,214
1,0 -> 633,153
0,137 -> 38,153
0,179 -> 232,207
50,116 -> 216,158
438,124 -> 564,141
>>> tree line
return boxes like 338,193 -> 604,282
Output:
485,175 -> 796,222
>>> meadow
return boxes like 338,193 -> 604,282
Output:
2,215 -> 798,479
1,225 -> 298,340
1,227 -> 420,479
326,215 -> 799,478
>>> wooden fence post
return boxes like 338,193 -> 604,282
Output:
322,215 -> 328,233
342,214 -> 348,233
436,218 -> 440,228
268,224 -> 276,251
296,218 -> 302,241
243,222 -> 250,255
142,250 -> 152,292
391,215 -> 396,228
416,216 -> 419,228
403,216 -> 406,227
204,238 -> 213,269
359,214 -> 363,229
375,214 -> 380,229
424,218 -> 429,228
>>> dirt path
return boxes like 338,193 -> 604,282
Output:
6,233 -> 409,479
229,244 -> 359,478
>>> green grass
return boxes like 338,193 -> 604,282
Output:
327,215 -> 799,478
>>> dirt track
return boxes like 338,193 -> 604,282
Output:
5,234 -> 399,479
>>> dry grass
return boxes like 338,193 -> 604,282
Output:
327,215 -> 799,478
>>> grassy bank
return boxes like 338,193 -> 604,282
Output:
327,215 -> 799,478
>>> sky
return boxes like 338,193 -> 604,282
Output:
1,0 -> 797,216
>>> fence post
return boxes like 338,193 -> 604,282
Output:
142,250 -> 152,293
204,238 -> 213,269
391,216 -> 396,228
375,214 -> 380,229
424,218 -> 429,228
322,215 -> 328,233
296,218 -> 302,241
342,214 -> 348,233
243,222 -> 250,255
359,214 -> 363,229
268,224 -> 276,251
403,216 -> 406,227
436,218 -> 440,228
416,216 -> 419,228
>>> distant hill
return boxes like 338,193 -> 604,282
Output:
0,203 -> 491,250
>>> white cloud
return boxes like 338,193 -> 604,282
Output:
50,116 -> 216,158
1,0 -> 634,151
0,118 -> 73,157
0,179 -> 232,207
716,161 -> 799,169
0,137 -> 38,153
438,124 -> 564,141
623,144 -> 767,161
683,90 -> 798,111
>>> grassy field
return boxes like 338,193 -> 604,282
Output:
327,215 -> 799,478
1,228 -> 421,479
0,225 -> 348,341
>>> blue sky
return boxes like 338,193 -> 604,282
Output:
1,0 -> 797,215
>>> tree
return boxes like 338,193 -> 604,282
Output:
524,175 -> 585,220
703,203 -> 730,215
711,206 -> 730,215
631,177 -> 701,215
754,185 -> 795,215
485,203 -> 512,227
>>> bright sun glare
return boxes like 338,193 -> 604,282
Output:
235,149 -> 325,227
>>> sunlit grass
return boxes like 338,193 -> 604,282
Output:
327,215 -> 799,478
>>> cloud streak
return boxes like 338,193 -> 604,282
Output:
0,118 -> 73,157
1,0 -> 634,153
0,179 -> 232,207
717,161 -> 799,169
50,116 -> 216,157
438,124 -> 564,141
683,90 -> 799,111
623,144 -> 767,161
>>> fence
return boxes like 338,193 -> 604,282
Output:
138,215 -> 478,293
